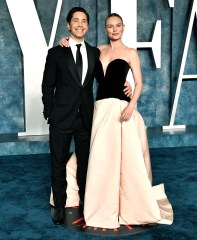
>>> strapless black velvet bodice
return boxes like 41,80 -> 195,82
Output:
96,59 -> 131,102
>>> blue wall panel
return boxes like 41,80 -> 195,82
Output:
172,1 -> 197,125
0,0 -> 24,133
137,0 -> 171,127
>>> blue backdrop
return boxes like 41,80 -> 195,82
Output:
0,0 -> 196,134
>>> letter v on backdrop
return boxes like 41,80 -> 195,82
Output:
6,0 -> 63,135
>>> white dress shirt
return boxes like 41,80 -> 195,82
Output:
69,38 -> 88,85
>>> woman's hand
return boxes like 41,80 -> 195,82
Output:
59,37 -> 70,47
120,103 -> 134,122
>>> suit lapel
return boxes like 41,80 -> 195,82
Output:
62,43 -> 95,87
62,47 -> 81,86
83,42 -> 95,88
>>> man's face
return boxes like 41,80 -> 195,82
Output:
67,11 -> 89,42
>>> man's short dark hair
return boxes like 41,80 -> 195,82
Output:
67,7 -> 89,24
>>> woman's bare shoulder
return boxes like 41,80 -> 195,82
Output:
97,44 -> 109,51
127,47 -> 138,54
126,47 -> 140,60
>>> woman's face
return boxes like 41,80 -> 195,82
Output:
105,16 -> 124,41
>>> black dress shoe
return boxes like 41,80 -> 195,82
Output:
52,207 -> 65,225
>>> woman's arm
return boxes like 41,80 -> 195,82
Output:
128,48 -> 143,106
120,48 -> 142,122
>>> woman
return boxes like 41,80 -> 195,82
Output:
57,13 -> 173,228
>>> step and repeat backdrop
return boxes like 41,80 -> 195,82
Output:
0,0 -> 196,135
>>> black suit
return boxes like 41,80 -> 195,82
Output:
42,43 -> 100,208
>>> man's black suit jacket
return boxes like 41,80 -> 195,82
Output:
42,42 -> 100,130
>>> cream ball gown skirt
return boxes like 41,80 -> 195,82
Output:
50,98 -> 173,228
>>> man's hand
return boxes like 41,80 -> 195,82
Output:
59,37 -> 70,47
124,81 -> 132,97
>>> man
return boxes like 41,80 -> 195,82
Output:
42,7 -> 131,225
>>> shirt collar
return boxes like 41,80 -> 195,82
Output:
69,37 -> 85,48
